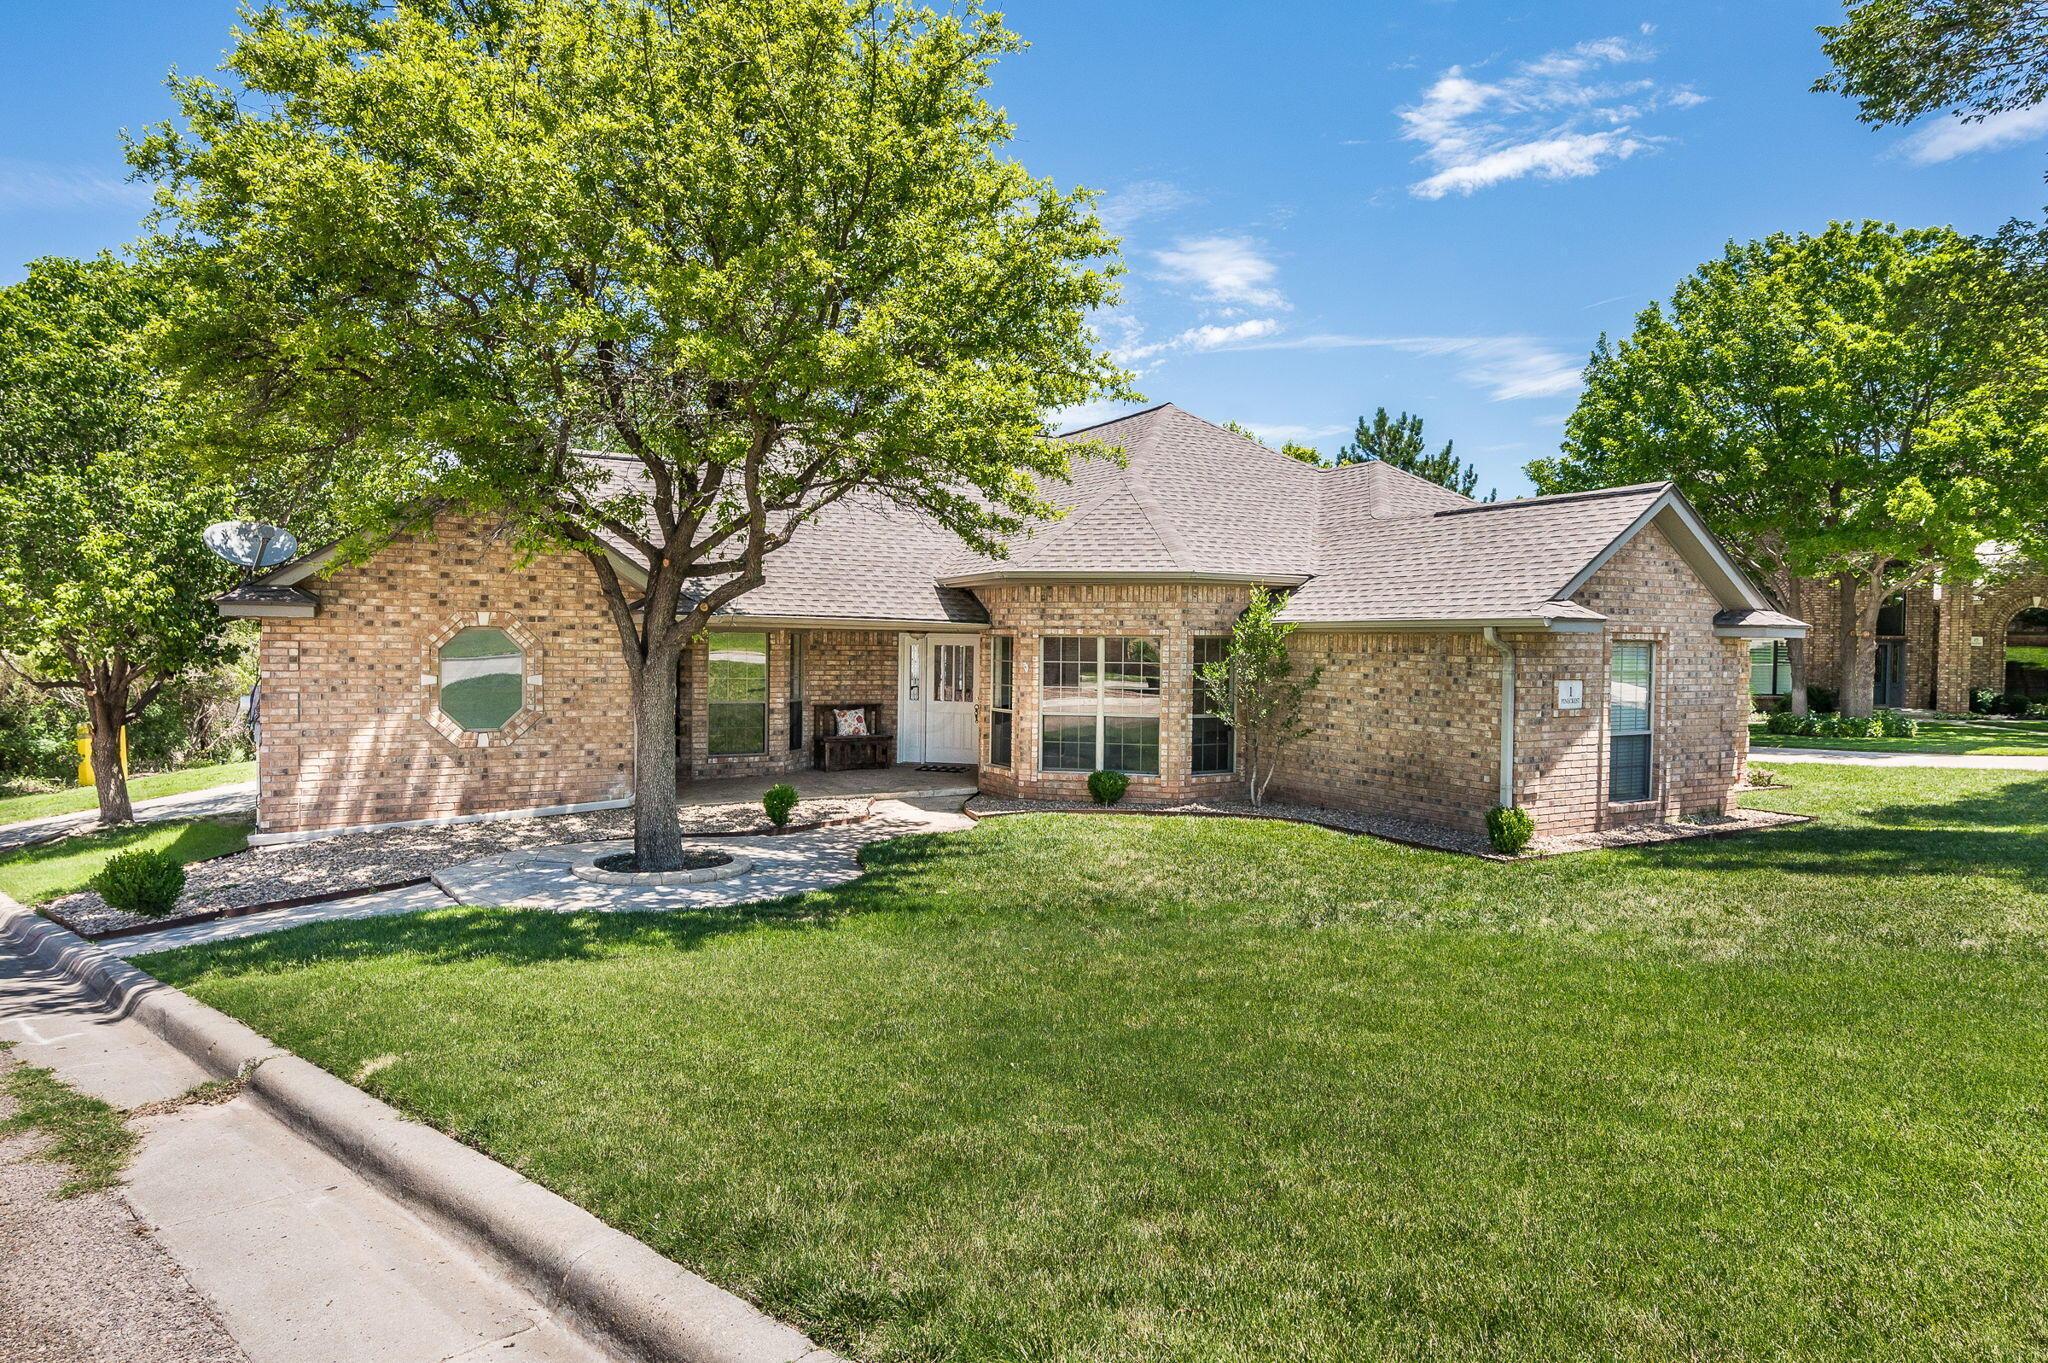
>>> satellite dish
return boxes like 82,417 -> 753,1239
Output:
204,521 -> 300,570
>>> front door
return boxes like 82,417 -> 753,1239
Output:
1874,640 -> 1905,709
899,634 -> 978,765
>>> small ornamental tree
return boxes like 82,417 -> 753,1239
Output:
134,0 -> 1133,871
0,256 -> 235,824
1197,586 -> 1320,807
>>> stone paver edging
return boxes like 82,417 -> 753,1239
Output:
0,899 -> 845,1363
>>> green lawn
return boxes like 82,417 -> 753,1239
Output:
0,760 -> 254,827
0,818 -> 249,906
1752,716 -> 2048,755
139,767 -> 2048,1362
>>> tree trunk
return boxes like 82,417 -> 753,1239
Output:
86,691 -> 133,825
1838,575 -> 1877,719
1787,635 -> 1809,716
630,644 -> 685,871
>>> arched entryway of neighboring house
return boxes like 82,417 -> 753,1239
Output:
2006,606 -> 2048,701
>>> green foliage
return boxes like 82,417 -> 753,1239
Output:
91,847 -> 188,919
1484,805 -> 1535,855
1086,769 -> 1129,806
1531,222 -> 2048,714
0,675 -> 79,784
134,0 -> 1133,867
1816,0 -> 2048,127
763,783 -> 799,828
1222,422 -> 1324,466
1806,685 -> 1840,715
1335,407 -> 1495,499
0,817 -> 247,907
1766,710 -> 1892,739
0,255 -> 241,821
1197,586 -> 1321,806
1877,708 -> 1921,738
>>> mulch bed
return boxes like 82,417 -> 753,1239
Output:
963,794 -> 1810,861
43,797 -> 874,939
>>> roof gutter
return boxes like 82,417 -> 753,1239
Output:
1480,626 -> 1516,810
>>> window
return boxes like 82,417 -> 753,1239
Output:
989,637 -> 1014,767
1041,636 -> 1161,774
1876,594 -> 1907,637
708,631 -> 768,755
1609,642 -> 1653,802
1192,636 -> 1234,774
933,642 -> 974,703
437,627 -> 524,731
787,633 -> 804,751
1749,640 -> 1791,697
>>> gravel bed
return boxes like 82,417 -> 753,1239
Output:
964,795 -> 1809,860
46,797 -> 872,937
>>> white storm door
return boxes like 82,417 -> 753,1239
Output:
899,634 -> 978,764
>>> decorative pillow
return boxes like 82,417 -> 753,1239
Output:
834,707 -> 870,737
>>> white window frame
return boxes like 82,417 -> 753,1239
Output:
1040,635 -> 1161,775
988,635 -> 1015,768
1609,640 -> 1654,803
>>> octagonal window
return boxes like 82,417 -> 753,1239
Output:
438,627 -> 524,731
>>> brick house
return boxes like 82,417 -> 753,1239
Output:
219,404 -> 1803,841
1749,563 -> 2048,713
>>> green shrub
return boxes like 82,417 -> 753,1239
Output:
1805,685 -> 1838,714
1875,708 -> 1919,738
1764,710 -> 1801,735
91,849 -> 186,918
1485,805 -> 1535,856
1087,769 -> 1129,806
763,783 -> 799,829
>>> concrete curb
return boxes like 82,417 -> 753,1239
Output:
0,900 -> 845,1363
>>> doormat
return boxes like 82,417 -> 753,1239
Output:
916,763 -> 973,774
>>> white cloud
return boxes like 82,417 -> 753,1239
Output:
1153,236 -> 1288,309
0,160 -> 150,212
1397,35 -> 1699,198
1223,332 -> 1585,402
1051,399 -> 1145,433
1899,104 -> 2048,165
1115,316 -> 1282,365
1242,421 -> 1348,445
1097,179 -> 1196,233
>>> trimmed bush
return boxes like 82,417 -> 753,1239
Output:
1486,805 -> 1535,856
91,849 -> 186,919
1805,686 -> 1838,714
1875,708 -> 1919,739
1087,769 -> 1129,807
763,783 -> 799,829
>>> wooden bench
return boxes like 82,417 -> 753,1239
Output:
813,703 -> 894,772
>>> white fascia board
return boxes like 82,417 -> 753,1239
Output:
215,599 -> 318,620
1552,487 -> 1773,613
1715,625 -> 1809,640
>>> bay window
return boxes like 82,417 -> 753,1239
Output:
1041,636 -> 1161,774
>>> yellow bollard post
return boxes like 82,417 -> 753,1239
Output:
74,723 -> 130,787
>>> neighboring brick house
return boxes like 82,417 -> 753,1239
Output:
220,404 -> 1803,841
1749,561 -> 2048,713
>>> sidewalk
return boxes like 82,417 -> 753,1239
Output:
0,910 -> 605,1363
0,781 -> 258,854
1755,748 -> 2048,770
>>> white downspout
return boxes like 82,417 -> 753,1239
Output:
1481,627 -> 1515,809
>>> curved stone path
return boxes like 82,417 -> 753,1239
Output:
112,797 -> 971,957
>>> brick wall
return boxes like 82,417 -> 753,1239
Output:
974,582 -> 1251,803
254,513 -> 634,835
1795,578 -> 1939,708
678,627 -> 900,780
1269,521 -> 1747,836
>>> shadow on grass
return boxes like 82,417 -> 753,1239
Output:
143,831 -> 972,981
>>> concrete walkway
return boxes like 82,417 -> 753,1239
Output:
1756,747 -> 2048,769
109,796 -> 974,958
0,780 -> 258,854
0,913 -> 606,1362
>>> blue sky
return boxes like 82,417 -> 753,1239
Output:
2,2 -> 2043,494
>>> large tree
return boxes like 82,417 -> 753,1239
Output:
133,0 -> 1131,870
1335,407 -> 1493,500
1817,0 -> 2048,128
0,256 -> 236,823
1529,221 -> 2048,717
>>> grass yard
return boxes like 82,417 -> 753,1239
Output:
0,760 -> 254,827
139,767 -> 2048,1362
1751,715 -> 2048,755
0,818 -> 249,906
